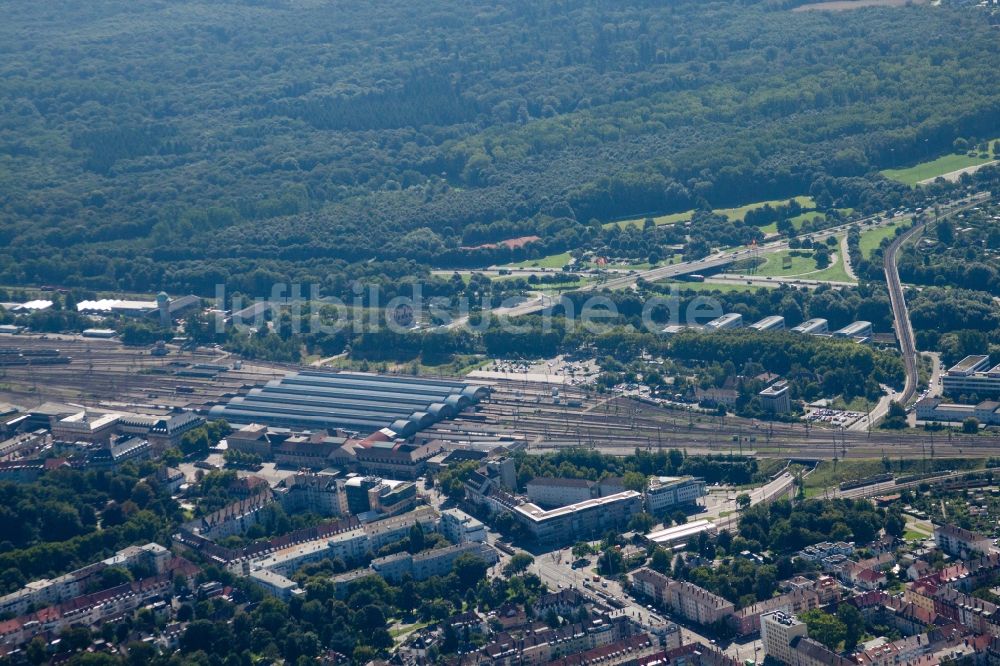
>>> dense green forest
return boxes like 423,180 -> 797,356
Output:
1,0 -> 998,297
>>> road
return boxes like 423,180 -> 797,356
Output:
710,471 -> 797,533
883,218 -> 923,406
529,545 -> 718,651
882,195 -> 988,407
440,193 -> 990,332
443,203 -> 919,327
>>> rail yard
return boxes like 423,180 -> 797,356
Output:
4,334 -> 999,461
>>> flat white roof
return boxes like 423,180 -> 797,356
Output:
645,519 -> 715,544
513,491 -> 641,523
77,299 -> 157,312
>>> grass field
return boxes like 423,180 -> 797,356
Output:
747,244 -> 855,283
858,223 -> 898,258
806,250 -> 856,283
657,279 -> 774,294
882,151 -> 995,186
605,210 -> 693,230
503,251 -> 572,269
753,250 -> 821,277
605,195 -> 816,230
716,195 -> 815,222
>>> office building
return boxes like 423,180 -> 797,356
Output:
355,437 -> 445,479
51,411 -> 120,445
749,315 -> 785,331
705,313 -> 743,331
790,318 -> 828,335
644,476 -> 706,514
833,321 -> 873,340
512,491 -> 642,546
915,397 -> 1000,425
342,476 -> 416,516
759,380 -> 792,414
942,355 -> 1000,399
116,410 -> 204,454
761,611 -> 807,665
527,477 -> 597,507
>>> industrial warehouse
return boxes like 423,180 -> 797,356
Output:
208,370 -> 490,437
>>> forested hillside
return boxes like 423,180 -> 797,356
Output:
1,0 -> 998,295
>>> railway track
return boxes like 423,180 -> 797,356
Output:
6,335 -> 1000,460
882,194 -> 990,407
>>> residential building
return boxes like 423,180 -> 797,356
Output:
371,542 -> 498,582
181,490 -> 276,540
934,523 -> 992,559
631,570 -> 735,627
733,584 -> 837,635
440,508 -> 487,544
279,470 -> 345,517
0,543 -> 173,618
788,636 -> 854,666
631,568 -> 673,608
547,634 -> 662,666
760,611 -> 807,665
665,580 -> 735,627
249,507 -> 440,577
249,568 -> 303,600
0,558 -> 198,654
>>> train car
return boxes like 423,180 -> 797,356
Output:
20,349 -> 60,356
839,473 -> 892,491
28,356 -> 71,365
0,356 -> 28,366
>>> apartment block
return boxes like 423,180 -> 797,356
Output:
760,611 -> 807,665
